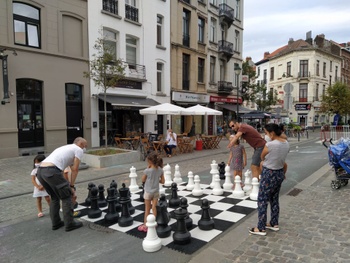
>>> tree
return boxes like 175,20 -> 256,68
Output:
320,82 -> 350,116
84,32 -> 126,151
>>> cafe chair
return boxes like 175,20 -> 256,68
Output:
115,137 -> 124,148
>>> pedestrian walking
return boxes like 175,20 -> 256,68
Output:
249,124 -> 289,236
37,137 -> 87,232
31,154 -> 50,218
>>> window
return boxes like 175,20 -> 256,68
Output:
322,84 -> 326,97
263,69 -> 267,85
287,62 -> 291,76
235,0 -> 240,19
126,0 -> 136,6
125,0 -> 138,22
257,67 -> 260,77
209,0 -> 217,5
315,83 -> 319,101
210,56 -> 216,83
103,28 -> 118,60
182,54 -> 190,90
198,58 -> 205,83
270,67 -> 274,81
13,2 -> 40,48
126,35 -> 137,67
323,62 -> 326,77
210,18 -> 216,42
330,61 -> 333,72
103,0 -> 118,15
299,83 -> 308,102
335,66 -> 338,81
157,15 -> 163,46
198,17 -> 205,43
234,30 -> 239,52
157,63 -> 163,92
316,60 -> 320,76
299,60 -> 308,77
183,9 -> 190,47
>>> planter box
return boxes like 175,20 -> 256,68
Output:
82,149 -> 140,168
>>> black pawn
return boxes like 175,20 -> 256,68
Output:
104,188 -> 119,223
198,199 -> 215,230
97,184 -> 108,208
173,207 -> 191,245
169,182 -> 180,208
218,162 -> 226,180
156,201 -> 171,238
159,194 -> 171,219
180,198 -> 192,229
85,182 -> 95,206
139,182 -> 145,202
118,183 -> 133,227
88,186 -> 102,218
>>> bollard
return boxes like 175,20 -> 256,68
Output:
306,130 -> 309,139
298,131 -> 300,142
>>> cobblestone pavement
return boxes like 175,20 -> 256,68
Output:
2,130 -> 349,262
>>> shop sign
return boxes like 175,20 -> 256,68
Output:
172,91 -> 209,103
295,104 -> 311,111
210,96 -> 240,103
115,79 -> 142,90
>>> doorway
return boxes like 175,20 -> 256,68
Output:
66,83 -> 83,143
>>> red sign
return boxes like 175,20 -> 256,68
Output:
210,96 -> 242,103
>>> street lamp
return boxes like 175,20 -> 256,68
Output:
234,64 -> 242,119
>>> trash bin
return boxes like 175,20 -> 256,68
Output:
196,140 -> 203,151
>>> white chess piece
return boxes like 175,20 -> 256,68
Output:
163,163 -> 173,187
249,177 -> 259,201
159,183 -> 165,195
243,169 -> 252,194
142,214 -> 162,252
173,164 -> 182,184
186,171 -> 195,191
192,175 -> 203,196
223,164 -> 233,190
209,160 -> 219,188
212,174 -> 224,195
232,176 -> 245,198
129,166 -> 139,193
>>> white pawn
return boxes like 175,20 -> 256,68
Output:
163,163 -> 173,187
209,160 -> 219,189
129,166 -> 139,193
223,165 -> 233,190
249,177 -> 259,201
232,176 -> 245,198
173,164 -> 182,184
159,183 -> 165,195
142,214 -> 162,252
243,169 -> 252,194
186,171 -> 195,191
212,174 -> 224,195
192,175 -> 203,196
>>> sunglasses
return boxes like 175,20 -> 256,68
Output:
230,125 -> 234,128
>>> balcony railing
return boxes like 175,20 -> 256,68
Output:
103,0 -> 118,15
219,3 -> 234,26
123,61 -> 146,80
218,40 -> 233,60
125,4 -> 138,22
183,34 -> 190,47
182,80 -> 190,91
298,71 -> 310,78
218,81 -> 233,94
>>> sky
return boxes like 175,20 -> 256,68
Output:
243,0 -> 350,62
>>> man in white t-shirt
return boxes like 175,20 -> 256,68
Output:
37,137 -> 87,232
163,128 -> 177,157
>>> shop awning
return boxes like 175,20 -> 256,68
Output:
218,104 -> 252,113
98,94 -> 159,108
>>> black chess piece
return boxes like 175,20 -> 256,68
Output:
156,201 -> 171,238
218,162 -> 226,180
139,182 -> 145,202
198,199 -> 214,230
97,184 -> 108,208
173,207 -> 191,245
110,180 -> 120,199
88,186 -> 102,219
104,188 -> 119,223
169,182 -> 180,208
126,185 -> 135,215
159,194 -> 171,219
118,183 -> 133,227
85,182 -> 95,206
180,198 -> 193,229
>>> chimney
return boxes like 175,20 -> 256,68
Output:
305,31 -> 312,45
288,38 -> 294,45
263,52 -> 270,59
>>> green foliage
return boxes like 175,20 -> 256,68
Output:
320,82 -> 350,115
84,30 -> 126,150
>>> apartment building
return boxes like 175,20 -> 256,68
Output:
0,0 -> 90,158
88,0 -> 171,147
255,33 -> 342,127
170,0 -> 244,135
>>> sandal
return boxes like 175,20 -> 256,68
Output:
248,227 -> 266,236
38,212 -> 44,218
266,224 -> 279,231
137,224 -> 148,232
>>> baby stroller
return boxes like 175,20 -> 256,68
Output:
323,138 -> 350,189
